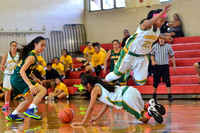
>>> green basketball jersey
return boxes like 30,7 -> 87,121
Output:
14,50 -> 37,78
110,49 -> 121,72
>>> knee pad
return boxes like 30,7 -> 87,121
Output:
153,83 -> 159,88
166,80 -> 171,87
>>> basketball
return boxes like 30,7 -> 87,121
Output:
58,107 -> 74,123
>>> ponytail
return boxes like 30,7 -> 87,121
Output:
18,36 -> 45,61
140,9 -> 163,24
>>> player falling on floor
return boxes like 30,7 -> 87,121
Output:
71,74 -> 166,126
0,41 -> 19,110
105,4 -> 173,86
6,36 -> 47,121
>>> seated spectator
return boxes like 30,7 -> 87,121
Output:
85,44 -> 105,77
35,63 -> 46,79
151,38 -> 176,102
104,39 -> 125,85
42,63 -> 61,90
74,42 -> 107,72
45,77 -> 69,100
122,29 -> 130,48
60,49 -> 73,78
165,13 -> 184,38
37,55 -> 47,67
92,42 -> 107,57
77,42 -> 94,63
0,81 -> 4,99
52,57 -> 64,77
194,62 -> 200,80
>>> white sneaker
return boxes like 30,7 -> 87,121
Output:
66,95 -> 69,99
149,99 -> 166,115
148,106 -> 163,123
44,96 -> 48,100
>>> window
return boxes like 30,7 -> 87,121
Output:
160,0 -> 170,2
89,0 -> 125,12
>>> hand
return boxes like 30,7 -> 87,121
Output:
173,65 -> 176,72
164,36 -> 173,42
29,84 -> 38,95
103,68 -> 106,74
163,3 -> 171,14
89,116 -> 98,124
0,65 -> 5,72
152,61 -> 157,66
70,122 -> 84,127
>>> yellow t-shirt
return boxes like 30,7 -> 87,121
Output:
100,48 -> 107,57
52,63 -> 64,75
37,56 -> 46,67
55,82 -> 69,95
83,47 -> 95,57
36,64 -> 46,76
60,55 -> 73,69
92,51 -> 105,67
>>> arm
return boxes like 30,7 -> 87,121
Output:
89,103 -> 109,123
141,4 -> 171,30
168,21 -> 181,28
171,56 -> 176,71
20,56 -> 38,95
71,86 -> 100,126
103,50 -> 111,73
30,72 -> 42,85
151,55 -> 157,66
0,53 -> 7,72
158,34 -> 173,42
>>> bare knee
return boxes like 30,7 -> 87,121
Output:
194,63 -> 199,68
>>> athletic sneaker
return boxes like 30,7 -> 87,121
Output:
149,99 -> 166,115
6,114 -> 24,121
2,105 -> 9,110
23,108 -> 42,120
148,106 -> 163,123
75,68 -> 81,72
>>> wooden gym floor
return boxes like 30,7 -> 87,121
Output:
1,99 -> 200,133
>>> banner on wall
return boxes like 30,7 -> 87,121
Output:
125,0 -> 160,9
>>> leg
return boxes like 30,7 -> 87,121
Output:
95,65 -> 101,77
23,84 -> 47,120
166,80 -> 173,101
6,94 -> 33,121
105,72 -> 121,82
153,83 -> 159,102
57,92 -> 67,99
133,56 -> 149,86
85,65 -> 93,74
65,69 -> 70,79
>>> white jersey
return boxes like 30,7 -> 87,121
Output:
96,83 -> 127,109
125,26 -> 160,55
4,52 -> 19,75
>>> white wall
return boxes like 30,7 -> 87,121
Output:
84,0 -> 200,44
0,0 -> 84,42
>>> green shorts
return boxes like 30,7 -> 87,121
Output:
10,74 -> 37,98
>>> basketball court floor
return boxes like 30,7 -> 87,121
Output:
1,99 -> 200,133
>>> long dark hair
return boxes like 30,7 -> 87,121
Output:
140,9 -> 163,24
81,74 -> 116,101
18,36 -> 45,61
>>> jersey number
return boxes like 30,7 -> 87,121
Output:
142,41 -> 152,48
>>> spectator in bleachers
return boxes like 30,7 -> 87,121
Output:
37,55 -> 46,67
42,63 -> 61,90
52,57 -> 64,78
151,38 -> 176,102
60,49 -> 73,79
0,82 -> 4,99
85,44 -> 105,77
77,42 -> 94,64
122,29 -> 130,48
92,42 -> 107,57
45,77 -> 69,100
103,39 -> 125,85
73,42 -> 94,71
194,62 -> 200,80
35,62 -> 46,79
165,13 -> 184,38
